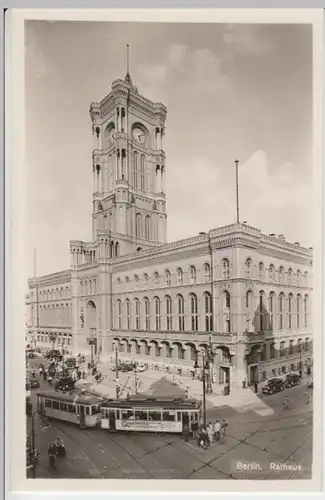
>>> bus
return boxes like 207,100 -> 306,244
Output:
36,389 -> 107,428
100,395 -> 202,434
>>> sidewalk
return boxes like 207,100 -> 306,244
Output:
75,358 -> 274,416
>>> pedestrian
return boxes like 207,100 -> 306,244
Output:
191,419 -> 198,439
242,378 -> 247,389
304,391 -> 310,405
221,419 -> 228,437
43,370 -> 47,381
172,374 -> 176,385
215,419 -> 221,442
207,422 -> 214,444
78,370 -> 82,380
283,396 -> 290,409
220,426 -> 226,444
254,381 -> 258,394
38,366 -> 43,376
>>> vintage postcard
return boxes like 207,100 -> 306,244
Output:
6,7 -> 323,495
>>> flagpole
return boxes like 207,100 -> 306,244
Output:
235,159 -> 240,223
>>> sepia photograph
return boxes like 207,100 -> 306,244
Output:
7,8 -> 323,493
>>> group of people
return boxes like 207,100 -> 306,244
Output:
197,419 -> 228,449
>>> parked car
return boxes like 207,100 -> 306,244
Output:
46,349 -> 63,361
262,378 -> 285,395
284,373 -> 301,388
29,378 -> 40,389
65,356 -> 77,369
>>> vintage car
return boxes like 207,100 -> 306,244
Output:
29,378 -> 40,389
54,376 -> 75,391
284,373 -> 301,388
262,377 -> 285,395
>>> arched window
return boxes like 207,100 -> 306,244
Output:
296,270 -> 301,283
288,268 -> 293,284
288,294 -> 293,328
176,268 -> 183,285
259,291 -> 265,331
279,293 -> 285,329
134,274 -> 139,283
268,292 -> 274,328
145,216 -> 151,240
246,290 -> 252,309
153,272 -> 160,286
125,276 -> 130,283
116,278 -> 121,287
297,294 -> 301,328
133,152 -> 138,188
279,266 -> 284,283
304,337 -> 309,351
144,273 -> 149,282
154,297 -> 161,330
304,295 -> 308,327
189,265 -> 196,284
126,299 -> 131,330
144,297 -> 150,330
166,295 -> 172,331
204,292 -> 213,332
135,298 -> 140,330
177,294 -> 185,331
304,271 -> 308,285
116,300 -> 122,329
204,263 -> 211,282
245,258 -> 252,277
140,155 -> 145,190
258,262 -> 264,280
269,264 -> 275,280
190,293 -> 198,331
177,344 -> 185,360
224,290 -> 231,309
135,213 -> 141,239
222,259 -> 230,279
165,270 -> 171,287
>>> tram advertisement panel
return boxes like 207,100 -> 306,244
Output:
116,419 -> 183,433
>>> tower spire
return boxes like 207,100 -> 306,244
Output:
125,44 -> 132,84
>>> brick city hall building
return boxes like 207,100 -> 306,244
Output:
26,70 -> 313,388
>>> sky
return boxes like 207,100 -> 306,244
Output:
25,21 -> 313,278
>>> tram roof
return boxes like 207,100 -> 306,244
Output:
36,389 -> 108,406
102,396 -> 201,410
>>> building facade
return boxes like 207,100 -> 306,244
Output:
26,72 -> 313,387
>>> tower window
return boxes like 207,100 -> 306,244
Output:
135,213 -> 141,239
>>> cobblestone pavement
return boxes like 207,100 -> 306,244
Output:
26,359 -> 313,480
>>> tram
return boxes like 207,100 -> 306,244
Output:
36,389 -> 107,428
100,396 -> 202,434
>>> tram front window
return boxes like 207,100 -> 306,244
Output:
163,411 -> 176,422
68,404 -> 76,413
92,405 -> 100,414
148,411 -> 161,421
134,410 -> 148,420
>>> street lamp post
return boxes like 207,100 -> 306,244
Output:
87,331 -> 96,367
26,402 -> 39,478
194,350 -> 210,429
49,331 -> 57,351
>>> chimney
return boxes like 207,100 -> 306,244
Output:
294,242 -> 300,246
199,232 -> 206,235
269,233 -> 276,237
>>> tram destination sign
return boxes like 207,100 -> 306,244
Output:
116,419 -> 182,433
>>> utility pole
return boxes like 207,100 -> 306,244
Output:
235,159 -> 240,224
34,249 -> 40,339
134,362 -> 138,395
115,344 -> 119,399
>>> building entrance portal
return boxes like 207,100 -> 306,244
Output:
219,366 -> 230,384
249,365 -> 259,384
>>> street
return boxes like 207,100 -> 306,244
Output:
26,356 -> 313,480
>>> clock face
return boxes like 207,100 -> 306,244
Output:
133,127 -> 145,144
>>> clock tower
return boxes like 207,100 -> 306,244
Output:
89,67 -> 167,258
